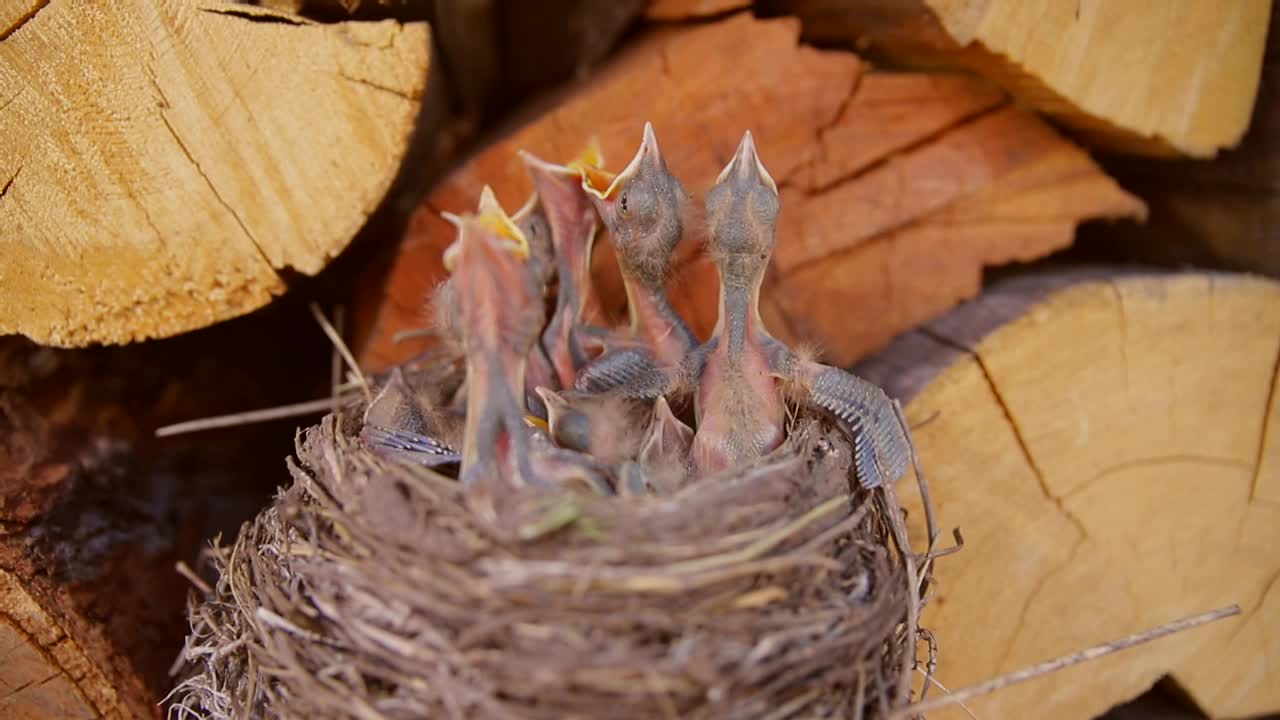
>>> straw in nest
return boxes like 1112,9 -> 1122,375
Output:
168,404 -> 932,719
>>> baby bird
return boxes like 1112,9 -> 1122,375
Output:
520,143 -> 609,390
690,131 -> 788,475
360,366 -> 462,468
535,386 -> 649,465
693,131 -> 909,488
636,396 -> 694,492
443,192 -> 545,494
511,192 -> 559,418
575,123 -> 698,397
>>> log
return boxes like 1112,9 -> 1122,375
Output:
645,0 -> 751,20
772,0 -> 1273,157
0,324 -> 319,718
855,271 -> 1280,720
1078,3 -> 1280,278
355,12 -> 1144,371
0,1 -> 430,346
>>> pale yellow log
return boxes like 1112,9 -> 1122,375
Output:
881,273 -> 1280,719
788,0 -> 1272,157
0,1 -> 429,346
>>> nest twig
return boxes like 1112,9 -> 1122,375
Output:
168,407 -> 935,719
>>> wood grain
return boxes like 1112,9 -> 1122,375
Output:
0,1 -> 429,346
776,0 -> 1273,157
857,271 -> 1280,720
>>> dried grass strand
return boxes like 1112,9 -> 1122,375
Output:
169,414 -> 927,719
894,604 -> 1242,718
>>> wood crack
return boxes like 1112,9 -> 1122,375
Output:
1066,455 -> 1255,504
795,99 -> 1007,197
1251,331 -> 1280,502
197,5 -> 308,26
1106,277 -> 1131,394
0,87 -> 25,115
0,165 -> 19,200
337,71 -> 416,102
777,103 -> 1014,279
157,111 -> 274,272
918,325 -> 1090,538
0,0 -> 48,42
779,56 -> 864,190
994,531 -> 1086,673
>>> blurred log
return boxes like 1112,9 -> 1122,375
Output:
646,0 -> 751,20
0,321 -> 319,719
355,12 -> 1143,371
1077,4 -> 1280,277
0,1 -> 430,346
770,0 -> 1272,157
856,271 -> 1280,720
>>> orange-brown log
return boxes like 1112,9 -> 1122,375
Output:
354,12 -> 1144,372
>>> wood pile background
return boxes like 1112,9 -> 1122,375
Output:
1,0 -> 1277,717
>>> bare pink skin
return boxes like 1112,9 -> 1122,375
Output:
691,285 -> 785,475
690,131 -> 788,475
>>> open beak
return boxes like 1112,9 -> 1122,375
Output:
443,185 -> 529,273
581,121 -> 665,203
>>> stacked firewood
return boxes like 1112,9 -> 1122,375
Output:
0,1 -> 1276,717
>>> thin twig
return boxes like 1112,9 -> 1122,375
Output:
914,667 -> 979,720
176,560 -> 214,594
310,302 -> 371,402
392,327 -> 435,344
329,305 -> 345,413
155,397 -> 352,437
879,480 -> 919,709
892,399 -> 939,551
893,605 -> 1242,718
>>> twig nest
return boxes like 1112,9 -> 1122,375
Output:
170,412 -> 921,718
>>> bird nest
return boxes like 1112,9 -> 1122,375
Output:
168,401 -> 934,719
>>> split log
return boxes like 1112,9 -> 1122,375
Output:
855,271 -> 1280,720
0,1 -> 430,346
355,12 -> 1143,371
773,0 -> 1273,157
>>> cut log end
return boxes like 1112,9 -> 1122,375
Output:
857,271 -> 1280,720
0,1 -> 431,346
778,0 -> 1273,158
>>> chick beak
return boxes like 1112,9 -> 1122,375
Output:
715,130 -> 778,197
534,386 -> 570,425
582,122 -> 666,212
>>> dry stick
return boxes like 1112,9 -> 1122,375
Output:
310,302 -> 371,402
892,604 -> 1242,719
914,668 -> 979,720
155,397 -> 352,437
330,305 -> 346,413
892,399 -> 940,552
156,303 -> 372,437
890,398 -> 947,706
879,479 -> 920,709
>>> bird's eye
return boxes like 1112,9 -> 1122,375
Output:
619,191 -> 629,215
